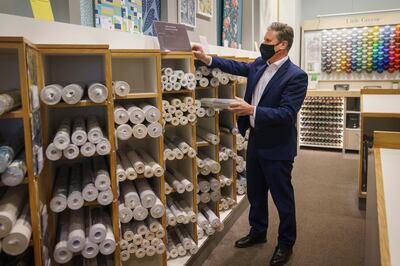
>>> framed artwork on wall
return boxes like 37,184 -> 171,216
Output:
178,0 -> 197,29
197,0 -> 213,18
221,0 -> 243,48
142,0 -> 161,36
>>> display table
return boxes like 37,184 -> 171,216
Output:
365,131 -> 400,266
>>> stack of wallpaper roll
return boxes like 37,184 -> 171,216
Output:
219,146 -> 236,162
0,132 -> 26,187
45,116 -> 111,161
197,205 -> 223,237
116,149 -> 163,181
112,81 -> 130,97
237,173 -> 247,195
194,101 -> 216,118
235,154 -> 246,173
119,179 -> 164,224
50,158 -> 113,213
197,175 -> 221,204
162,97 -> 198,126
219,196 -> 235,211
53,207 -> 116,264
164,135 -> 196,161
120,217 -> 166,261
196,127 -> 220,145
0,186 -> 32,256
166,226 -> 198,260
236,129 -> 250,152
166,196 -> 196,226
114,103 -> 162,140
164,168 -> 193,195
195,66 -> 232,87
0,90 -> 21,115
219,174 -> 232,187
40,82 -> 108,105
161,68 -> 196,92
196,155 -> 221,176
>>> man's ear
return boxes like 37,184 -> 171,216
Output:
279,41 -> 288,51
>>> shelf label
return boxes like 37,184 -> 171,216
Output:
154,21 -> 191,52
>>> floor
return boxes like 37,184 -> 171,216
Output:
203,150 -> 366,266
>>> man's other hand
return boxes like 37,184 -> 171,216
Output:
228,97 -> 255,116
191,44 -> 212,65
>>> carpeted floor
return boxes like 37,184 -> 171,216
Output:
202,150 -> 365,266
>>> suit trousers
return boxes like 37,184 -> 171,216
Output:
246,130 -> 296,249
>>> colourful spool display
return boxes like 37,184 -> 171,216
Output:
320,24 -> 400,74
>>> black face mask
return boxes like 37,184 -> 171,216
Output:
260,43 -> 280,61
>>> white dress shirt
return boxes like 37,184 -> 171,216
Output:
250,56 -> 288,127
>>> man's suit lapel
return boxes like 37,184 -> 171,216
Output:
259,59 -> 291,102
244,63 -> 268,103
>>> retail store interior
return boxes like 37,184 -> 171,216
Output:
0,0 -> 399,265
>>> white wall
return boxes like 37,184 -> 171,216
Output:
302,0 -> 400,20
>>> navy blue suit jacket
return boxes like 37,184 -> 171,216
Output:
210,56 -> 308,161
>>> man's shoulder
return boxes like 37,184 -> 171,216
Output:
287,61 -> 307,77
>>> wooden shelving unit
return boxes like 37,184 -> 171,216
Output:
0,37 -> 43,265
37,44 -> 120,265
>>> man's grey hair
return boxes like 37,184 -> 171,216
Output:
268,22 -> 294,51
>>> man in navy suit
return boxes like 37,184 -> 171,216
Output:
192,22 -> 308,265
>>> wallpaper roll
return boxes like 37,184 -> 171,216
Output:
88,83 -> 108,103
88,207 -> 107,244
187,104 -> 196,114
87,116 -> 103,144
155,242 -> 166,255
166,207 -> 177,226
119,200 -> 133,223
96,138 -> 111,155
67,164 -> 84,210
135,247 -> 146,258
205,108 -> 216,117
63,143 -> 79,160
80,142 -> 96,157
127,150 -> 145,174
198,66 -> 211,76
146,122 -> 162,138
219,151 -> 228,161
127,243 -> 137,254
132,204 -> 148,221
127,105 -> 145,125
139,104 -> 161,123
156,226 -> 165,239
135,179 -> 156,208
175,226 -> 192,250
219,126 -> 239,135
121,223 -> 134,241
132,124 -> 148,139
165,83 -> 173,91
179,116 -> 188,126
186,113 -> 196,123
187,81 -> 196,91
97,188 -> 113,206
162,67 -> 174,76
116,124 -> 132,141
210,177 -> 221,192
165,181 -> 173,195
99,215 -> 116,255
179,200 -> 196,223
199,192 -> 211,204
198,177 -> 211,193
121,181 -> 140,209
196,212 -> 209,229
161,75 -> 169,83
146,216 -> 161,233
67,209 -> 85,252
197,127 -> 219,145
71,117 -> 88,146
202,205 -> 221,228
114,105 -> 130,125
136,220 -> 148,236
167,233 -> 178,259
194,70 -> 202,80
150,197 -> 164,219
53,119 -> 71,150
0,90 -> 21,117
112,81 -> 130,97
141,238 -> 150,248
50,166 -> 69,213
170,117 -> 180,126
203,158 -> 221,174
1,151 -> 26,187
174,109 -> 183,118
92,156 -> 111,192
169,75 -> 178,84
173,70 -> 185,80
121,250 -> 130,261
210,77 -> 220,87
171,231 -> 186,256
196,157 -> 205,169
82,161 -> 99,202
116,153 -> 127,182
180,78 -> 188,88
164,146 -> 175,161
165,171 -> 185,194
219,74 -> 230,85
118,151 -> 136,180
82,213 -> 99,259
138,149 -> 164,177
210,191 -> 221,202
196,107 -> 206,118
40,84 -> 63,105
197,225 -> 204,240
45,143 -> 62,161
220,175 -> 232,186
179,103 -> 188,112
62,83 -> 84,104
198,77 -> 209,88
189,241 -> 198,255
169,168 -> 193,192
1,203 -> 31,256
146,245 -> 156,256
167,104 -> 176,114
54,212 -> 73,264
